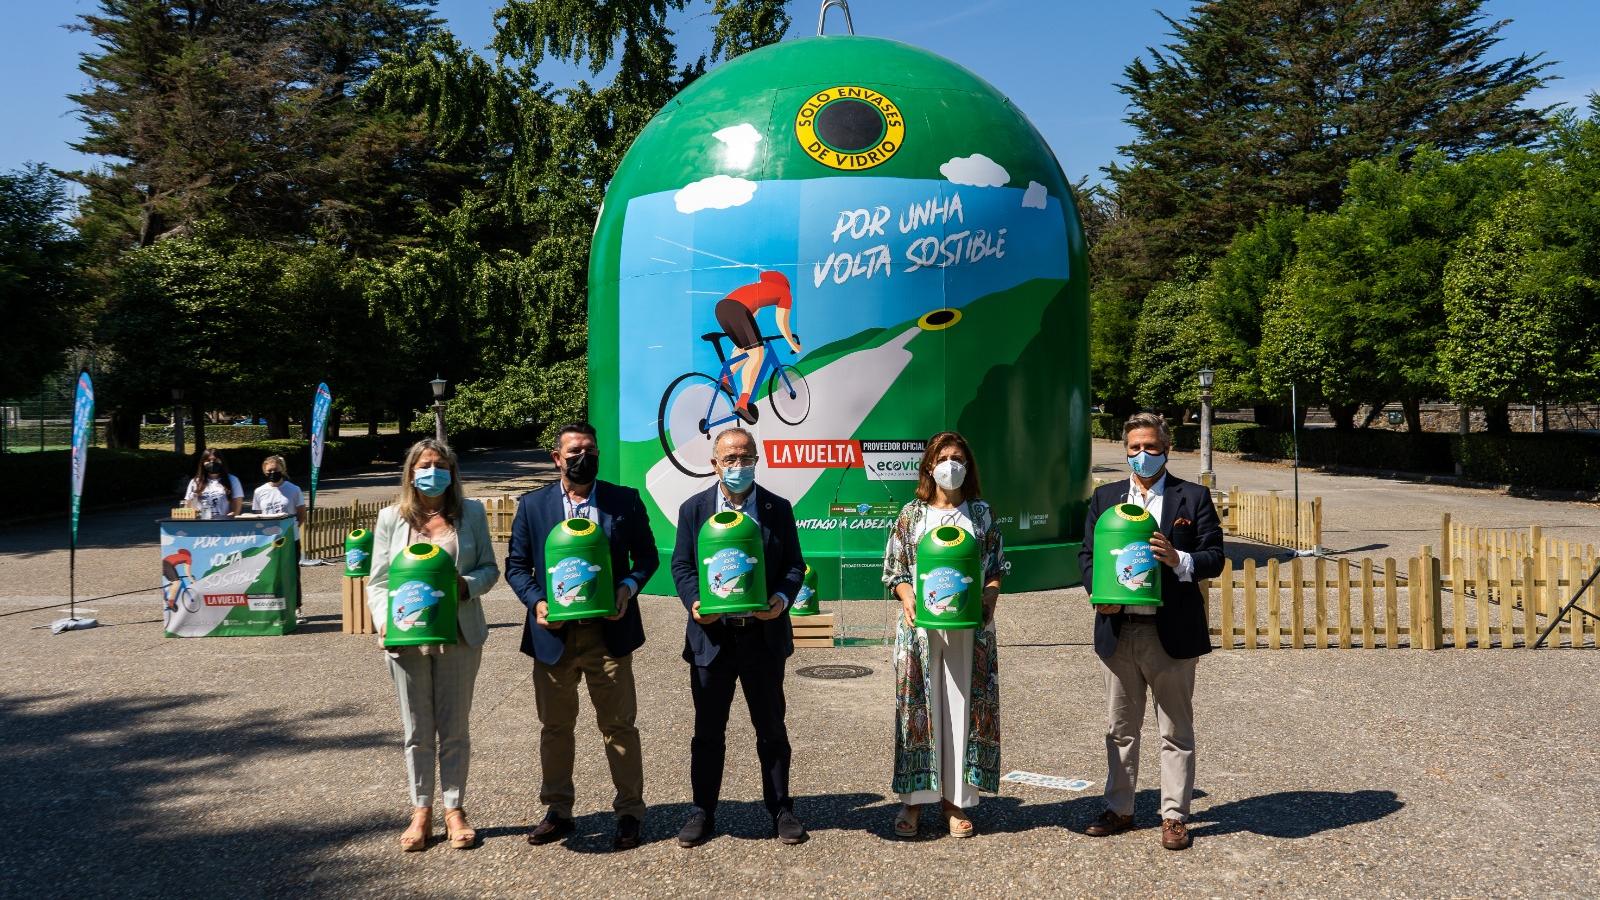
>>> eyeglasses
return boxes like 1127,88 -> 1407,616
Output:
718,455 -> 758,466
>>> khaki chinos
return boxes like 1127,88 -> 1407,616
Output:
533,620 -> 646,820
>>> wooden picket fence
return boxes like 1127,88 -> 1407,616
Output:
477,494 -> 518,541
1439,513 -> 1598,582
1217,485 -> 1322,552
1204,544 -> 1599,650
304,499 -> 384,559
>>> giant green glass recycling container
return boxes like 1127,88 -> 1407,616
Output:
588,35 -> 1092,597
790,564 -> 819,616
697,510 -> 769,615
383,542 -> 459,647
344,528 -> 374,577
544,517 -> 617,622
1091,504 -> 1162,606
914,524 -> 983,630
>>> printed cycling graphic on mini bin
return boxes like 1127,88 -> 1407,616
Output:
617,132 -> 1069,528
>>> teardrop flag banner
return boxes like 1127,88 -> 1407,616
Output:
68,371 -> 94,622
309,382 -> 332,512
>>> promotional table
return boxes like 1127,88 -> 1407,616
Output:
160,514 -> 300,637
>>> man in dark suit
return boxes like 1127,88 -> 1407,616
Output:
505,422 -> 659,851
1078,412 -> 1224,851
670,427 -> 807,848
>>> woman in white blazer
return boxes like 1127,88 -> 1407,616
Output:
367,439 -> 499,851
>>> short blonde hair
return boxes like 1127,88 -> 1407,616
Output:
261,455 -> 289,477
1122,412 -> 1170,450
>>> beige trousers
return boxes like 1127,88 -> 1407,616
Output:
533,622 -> 646,819
1100,620 -> 1198,821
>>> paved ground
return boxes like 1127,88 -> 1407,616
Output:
2,446 -> 1597,898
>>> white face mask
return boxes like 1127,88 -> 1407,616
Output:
932,459 -> 967,491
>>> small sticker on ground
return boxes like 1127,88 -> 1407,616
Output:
1002,770 -> 1093,792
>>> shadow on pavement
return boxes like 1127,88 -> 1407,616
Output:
1189,788 -> 1403,838
1,692 -> 392,896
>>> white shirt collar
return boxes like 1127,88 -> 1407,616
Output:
1128,473 -> 1168,501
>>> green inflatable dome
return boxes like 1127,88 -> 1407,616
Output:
589,35 -> 1091,597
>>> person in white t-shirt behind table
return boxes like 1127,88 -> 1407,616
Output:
253,454 -> 308,526
183,449 -> 244,520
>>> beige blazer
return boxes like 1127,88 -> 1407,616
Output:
366,499 -> 498,647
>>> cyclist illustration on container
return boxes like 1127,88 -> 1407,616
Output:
715,270 -> 802,425
658,269 -> 813,477
162,548 -> 201,614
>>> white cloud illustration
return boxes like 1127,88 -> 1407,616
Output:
674,175 -> 758,214
713,123 -> 763,170
1022,180 -> 1048,208
940,153 -> 1010,187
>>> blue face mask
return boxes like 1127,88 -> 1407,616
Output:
413,466 -> 452,497
720,464 -> 754,494
1128,450 -> 1166,479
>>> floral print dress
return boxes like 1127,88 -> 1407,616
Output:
883,498 -> 1009,796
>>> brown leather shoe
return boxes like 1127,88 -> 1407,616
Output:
1161,818 -> 1192,850
1084,810 -> 1134,837
527,812 -> 575,845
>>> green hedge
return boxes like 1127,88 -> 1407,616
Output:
138,424 -> 271,444
1091,415 -> 1600,491
3,434 -> 416,514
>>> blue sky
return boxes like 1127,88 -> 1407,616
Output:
6,0 -> 1598,194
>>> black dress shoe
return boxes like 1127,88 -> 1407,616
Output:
527,812 -> 575,845
775,809 -> 808,845
677,810 -> 715,848
613,814 -> 642,850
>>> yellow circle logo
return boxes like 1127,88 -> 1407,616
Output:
795,86 -> 905,171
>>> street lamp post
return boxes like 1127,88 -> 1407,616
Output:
1197,368 -> 1215,489
430,376 -> 448,443
172,388 -> 186,455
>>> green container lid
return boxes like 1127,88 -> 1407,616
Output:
344,527 -> 374,577
697,510 -> 769,615
791,564 -> 819,616
383,542 -> 459,647
1091,504 -> 1163,606
915,524 -> 983,630
544,517 -> 617,622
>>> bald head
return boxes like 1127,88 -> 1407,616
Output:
714,428 -> 755,456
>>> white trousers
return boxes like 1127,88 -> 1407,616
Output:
899,627 -> 978,809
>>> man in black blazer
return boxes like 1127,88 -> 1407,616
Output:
505,422 -> 658,851
1078,412 -> 1224,851
670,427 -> 807,848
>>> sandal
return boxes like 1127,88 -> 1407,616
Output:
444,808 -> 478,850
945,803 -> 975,839
893,804 -> 921,839
400,808 -> 431,852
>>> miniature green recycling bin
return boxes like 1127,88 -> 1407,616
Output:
697,510 -> 768,615
344,527 -> 374,577
544,517 -> 616,622
383,542 -> 459,647
1092,504 -> 1163,606
915,525 -> 983,630
791,565 -> 819,617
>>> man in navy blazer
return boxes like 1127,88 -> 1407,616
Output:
669,427 -> 807,848
505,422 -> 658,851
1078,412 -> 1224,851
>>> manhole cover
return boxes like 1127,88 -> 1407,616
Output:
796,664 -> 873,680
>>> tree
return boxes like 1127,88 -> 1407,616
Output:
1203,207 -> 1304,418
0,166 -> 85,399
1129,260 -> 1224,415
1091,0 -> 1554,412
1268,147 -> 1531,432
364,0 -> 790,442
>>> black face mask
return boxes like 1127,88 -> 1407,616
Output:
266,471 -> 283,483
565,450 -> 598,486
205,462 -> 222,475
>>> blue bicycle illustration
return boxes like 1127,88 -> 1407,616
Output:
657,332 -> 812,477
